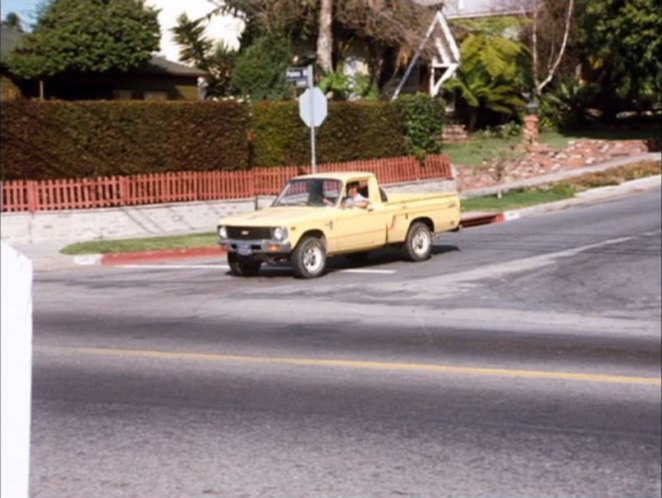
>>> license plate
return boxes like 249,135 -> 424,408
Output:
237,244 -> 252,256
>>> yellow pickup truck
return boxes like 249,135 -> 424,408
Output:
217,171 -> 460,278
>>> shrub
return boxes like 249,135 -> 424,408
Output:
540,81 -> 600,129
2,98 -> 412,178
319,71 -> 380,101
394,94 -> 445,159
0,100 -> 251,180
231,35 -> 295,101
250,100 -> 407,167
250,101 -> 309,166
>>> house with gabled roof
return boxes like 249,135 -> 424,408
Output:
392,0 -> 534,99
443,0 -> 534,20
0,22 -> 205,101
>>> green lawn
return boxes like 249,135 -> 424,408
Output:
441,136 -> 523,166
461,184 -> 576,212
442,121 -> 660,166
61,232 -> 218,255
441,131 -> 575,166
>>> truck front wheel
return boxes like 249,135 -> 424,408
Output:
291,236 -> 327,278
227,253 -> 262,276
402,222 -> 432,262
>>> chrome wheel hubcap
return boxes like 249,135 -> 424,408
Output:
413,230 -> 430,256
304,246 -> 324,272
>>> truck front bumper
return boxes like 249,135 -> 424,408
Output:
218,238 -> 292,257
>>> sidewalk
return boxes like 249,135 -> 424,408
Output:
7,153 -> 661,272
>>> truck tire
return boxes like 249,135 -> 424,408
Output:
402,222 -> 432,262
291,236 -> 327,279
227,252 -> 262,276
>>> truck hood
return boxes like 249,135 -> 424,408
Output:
217,206 -> 335,227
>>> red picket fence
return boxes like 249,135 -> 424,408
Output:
1,155 -> 452,213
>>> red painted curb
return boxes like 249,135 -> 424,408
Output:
459,212 -> 504,228
101,246 -> 226,266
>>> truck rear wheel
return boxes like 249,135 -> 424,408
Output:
291,236 -> 326,279
227,253 -> 262,276
402,222 -> 432,262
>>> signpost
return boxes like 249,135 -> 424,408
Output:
285,67 -> 309,89
286,65 -> 328,173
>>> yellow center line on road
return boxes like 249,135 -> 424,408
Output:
63,346 -> 661,386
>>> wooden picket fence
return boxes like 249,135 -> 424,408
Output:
1,155 -> 452,213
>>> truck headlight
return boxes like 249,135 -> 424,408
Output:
218,226 -> 228,239
272,227 -> 288,241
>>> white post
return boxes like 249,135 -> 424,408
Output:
1,242 -> 33,498
307,65 -> 317,174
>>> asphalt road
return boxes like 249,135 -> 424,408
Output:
30,188 -> 661,497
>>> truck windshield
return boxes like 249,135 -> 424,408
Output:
272,178 -> 342,207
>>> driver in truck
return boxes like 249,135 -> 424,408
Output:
343,181 -> 369,209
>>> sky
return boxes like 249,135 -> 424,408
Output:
0,0 -> 244,64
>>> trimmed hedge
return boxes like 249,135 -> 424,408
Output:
395,94 -> 445,159
1,100 -> 251,180
250,101 -> 408,167
1,97 -> 434,180
319,102 -> 408,162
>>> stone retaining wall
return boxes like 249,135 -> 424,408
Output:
454,139 -> 650,192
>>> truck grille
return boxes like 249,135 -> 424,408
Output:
227,227 -> 271,240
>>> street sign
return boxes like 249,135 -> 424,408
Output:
286,67 -> 308,84
298,87 -> 328,128
286,65 -> 324,173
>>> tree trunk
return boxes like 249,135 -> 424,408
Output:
535,0 -> 575,93
317,0 -> 333,73
468,108 -> 478,132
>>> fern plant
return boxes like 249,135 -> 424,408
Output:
444,34 -> 531,130
540,80 -> 600,128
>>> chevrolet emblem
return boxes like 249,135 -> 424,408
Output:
241,230 -> 250,235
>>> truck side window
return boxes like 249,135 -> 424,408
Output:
344,181 -> 370,209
